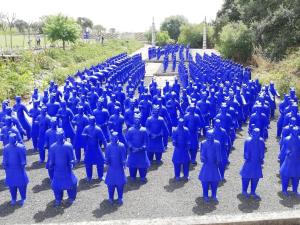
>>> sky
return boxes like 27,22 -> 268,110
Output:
1,0 -> 224,32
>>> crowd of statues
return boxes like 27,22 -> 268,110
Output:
0,44 -> 300,208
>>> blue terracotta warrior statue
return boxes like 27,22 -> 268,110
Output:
2,133 -> 29,206
29,100 -> 41,151
37,106 -> 51,163
13,96 -> 31,140
145,106 -> 169,163
126,114 -> 150,181
240,128 -> 265,199
213,119 -> 230,180
45,117 -> 59,180
93,99 -> 110,142
82,116 -> 107,182
199,130 -> 222,202
57,101 -> 75,143
72,106 -> 89,163
280,127 -> 300,196
172,118 -> 191,180
183,105 -> 202,164
105,132 -> 127,204
49,129 -> 77,206
0,117 -> 23,146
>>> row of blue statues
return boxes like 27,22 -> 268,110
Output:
1,45 -> 300,208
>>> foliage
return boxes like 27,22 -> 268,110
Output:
155,31 -> 173,46
160,15 -> 188,41
43,14 -> 81,50
77,17 -> 93,30
14,19 -> 28,34
217,22 -> 253,63
214,0 -> 300,60
178,23 -> 215,48
252,47 -> 300,98
93,24 -> 106,34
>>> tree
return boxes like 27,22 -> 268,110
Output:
217,22 -> 253,63
156,31 -> 173,46
6,13 -> 16,49
14,19 -> 28,47
214,0 -> 300,60
160,15 -> 188,41
178,23 -> 215,48
0,13 -> 8,48
43,14 -> 80,50
93,24 -> 106,35
77,17 -> 93,31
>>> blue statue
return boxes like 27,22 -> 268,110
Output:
93,99 -> 110,142
145,106 -> 169,162
126,114 -> 150,181
240,128 -> 265,199
82,116 -> 107,181
183,105 -> 202,164
37,106 -> 51,163
29,100 -> 41,151
45,117 -> 59,180
280,127 -> 300,196
49,129 -> 77,206
0,117 -> 23,146
57,101 -> 75,143
108,106 -> 126,146
46,94 -> 60,117
105,132 -> 127,204
213,119 -> 230,180
13,96 -> 31,140
72,106 -> 89,163
172,118 -> 191,180
2,133 -> 29,206
198,130 -> 222,202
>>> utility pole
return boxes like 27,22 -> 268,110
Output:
203,16 -> 207,50
151,17 -> 156,46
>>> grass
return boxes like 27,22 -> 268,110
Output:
0,39 -> 143,101
252,47 -> 300,98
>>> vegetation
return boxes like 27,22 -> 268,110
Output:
252,47 -> 300,98
160,15 -> 188,41
0,39 -> 143,101
155,31 -> 174,46
43,14 -> 81,50
214,0 -> 300,61
217,22 -> 253,63
178,23 -> 214,48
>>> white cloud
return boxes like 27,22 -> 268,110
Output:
0,0 -> 224,32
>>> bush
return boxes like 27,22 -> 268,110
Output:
156,31 -> 174,46
178,23 -> 215,48
217,22 -> 254,63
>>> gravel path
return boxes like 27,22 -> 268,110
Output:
0,49 -> 299,224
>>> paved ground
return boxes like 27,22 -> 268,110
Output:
0,47 -> 299,225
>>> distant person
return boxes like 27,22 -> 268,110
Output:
101,35 -> 104,45
36,34 -> 41,47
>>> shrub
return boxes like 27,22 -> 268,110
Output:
217,22 -> 254,63
156,31 -> 174,46
178,23 -> 215,48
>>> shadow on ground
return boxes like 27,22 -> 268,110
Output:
192,196 -> 219,215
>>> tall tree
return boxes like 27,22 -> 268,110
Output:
43,14 -> 80,50
6,13 -> 16,49
0,13 -> 8,48
77,17 -> 93,31
160,15 -> 188,41
14,19 -> 28,47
